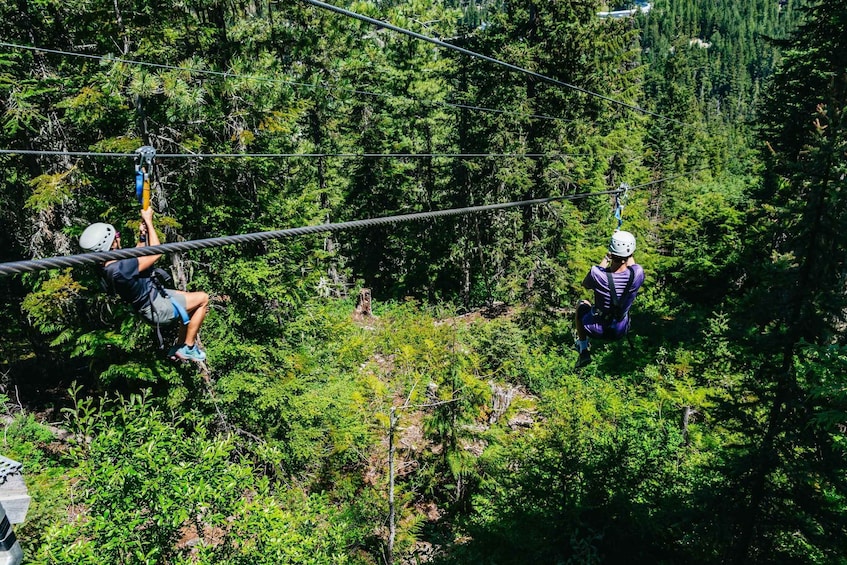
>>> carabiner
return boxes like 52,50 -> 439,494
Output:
614,182 -> 630,229
134,146 -> 156,209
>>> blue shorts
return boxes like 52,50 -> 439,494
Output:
578,302 -> 629,340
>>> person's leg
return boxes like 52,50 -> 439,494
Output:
175,290 -> 209,347
574,301 -> 594,369
575,300 -> 595,350
575,300 -> 591,341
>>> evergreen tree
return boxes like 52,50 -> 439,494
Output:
707,2 -> 847,561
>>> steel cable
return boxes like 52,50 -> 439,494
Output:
300,0 -> 685,125
0,190 -> 622,277
0,149 -> 590,159
0,41 -> 574,125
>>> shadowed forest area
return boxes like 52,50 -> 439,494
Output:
1,0 -> 847,563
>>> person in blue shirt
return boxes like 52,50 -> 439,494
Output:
79,208 -> 209,362
574,230 -> 645,368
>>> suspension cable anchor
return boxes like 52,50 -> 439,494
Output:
134,145 -> 156,168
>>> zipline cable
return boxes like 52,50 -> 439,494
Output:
300,0 -> 684,125
440,101 -> 574,123
0,190 -> 624,277
0,41 -> 574,125
0,149 -> 591,159
0,41 -> 258,81
629,168 -> 709,189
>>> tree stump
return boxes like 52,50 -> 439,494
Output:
353,288 -> 375,322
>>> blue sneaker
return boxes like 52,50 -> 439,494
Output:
175,344 -> 206,362
167,344 -> 181,358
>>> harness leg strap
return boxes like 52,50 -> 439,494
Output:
171,298 -> 190,325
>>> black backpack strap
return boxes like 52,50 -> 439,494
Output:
620,266 -> 635,302
148,269 -> 190,326
605,269 -> 618,310
604,266 -> 635,322
144,269 -> 178,350
98,264 -> 117,295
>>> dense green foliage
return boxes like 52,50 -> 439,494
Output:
2,0 -> 846,563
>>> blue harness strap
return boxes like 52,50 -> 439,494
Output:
135,167 -> 144,203
171,298 -> 190,325
614,182 -> 629,229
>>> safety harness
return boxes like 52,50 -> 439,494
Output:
100,264 -> 190,347
598,266 -> 635,325
146,268 -> 190,349
148,268 -> 190,324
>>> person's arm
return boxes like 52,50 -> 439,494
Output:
136,208 -> 163,272
583,254 -> 609,288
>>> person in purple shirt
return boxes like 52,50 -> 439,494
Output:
574,230 -> 644,368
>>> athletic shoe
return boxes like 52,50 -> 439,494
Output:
174,344 -> 207,362
575,348 -> 592,369
167,344 -> 182,358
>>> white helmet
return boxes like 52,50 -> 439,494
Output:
79,222 -> 117,253
609,230 -> 636,257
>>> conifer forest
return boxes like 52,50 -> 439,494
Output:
1,0 -> 847,562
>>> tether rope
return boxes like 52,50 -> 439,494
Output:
0,190 -> 623,277
301,0 -> 684,125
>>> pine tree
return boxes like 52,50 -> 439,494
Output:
710,2 -> 847,561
